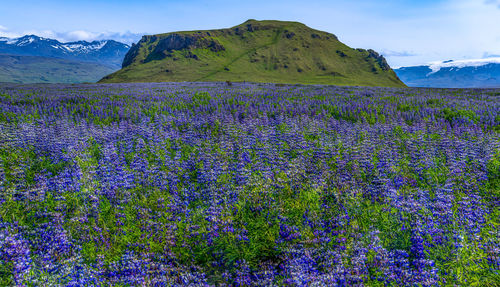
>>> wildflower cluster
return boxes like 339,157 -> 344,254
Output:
0,82 -> 498,286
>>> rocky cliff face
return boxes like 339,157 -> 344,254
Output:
361,49 -> 391,71
123,33 -> 225,68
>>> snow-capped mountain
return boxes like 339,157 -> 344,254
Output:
394,58 -> 500,88
0,35 -> 130,68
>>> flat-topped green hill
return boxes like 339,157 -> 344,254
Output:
100,20 -> 405,87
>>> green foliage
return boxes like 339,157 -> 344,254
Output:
0,84 -> 498,285
397,103 -> 419,112
439,107 -> 479,124
426,98 -> 444,107
0,262 -> 14,286
100,20 -> 405,87
167,170 -> 327,270
486,149 -> 500,199
491,115 -> 500,132
0,54 -> 116,84
322,105 -> 358,122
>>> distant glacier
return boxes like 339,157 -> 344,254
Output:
394,58 -> 500,88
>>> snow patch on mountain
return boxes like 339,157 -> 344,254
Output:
1,36 -> 113,53
5,38 -> 19,45
428,57 -> 500,74
17,37 -> 36,46
61,41 -> 107,53
0,34 -> 130,68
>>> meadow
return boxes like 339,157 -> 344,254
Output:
0,82 -> 498,286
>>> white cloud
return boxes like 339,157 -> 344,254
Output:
23,29 -> 57,39
65,30 -> 99,42
0,24 -> 15,37
55,30 -> 141,44
0,29 -> 21,39
380,50 -> 417,57
94,31 -> 142,45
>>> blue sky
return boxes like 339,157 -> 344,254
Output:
1,0 -> 499,67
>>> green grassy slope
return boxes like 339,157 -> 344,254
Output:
0,54 -> 116,84
100,20 -> 405,87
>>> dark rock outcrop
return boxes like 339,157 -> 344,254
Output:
122,33 -> 224,67
357,48 -> 391,71
367,49 -> 391,71
122,42 -> 141,68
285,31 -> 296,39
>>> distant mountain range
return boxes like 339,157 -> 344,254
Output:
0,35 -> 130,84
100,20 -> 405,87
0,35 -> 130,68
394,58 -> 500,88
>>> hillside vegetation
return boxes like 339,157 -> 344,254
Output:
0,54 -> 115,84
100,20 -> 405,87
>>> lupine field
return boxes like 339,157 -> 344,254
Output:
0,82 -> 499,286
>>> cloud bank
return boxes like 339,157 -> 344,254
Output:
380,50 -> 417,57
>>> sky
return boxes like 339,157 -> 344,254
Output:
0,0 -> 499,67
